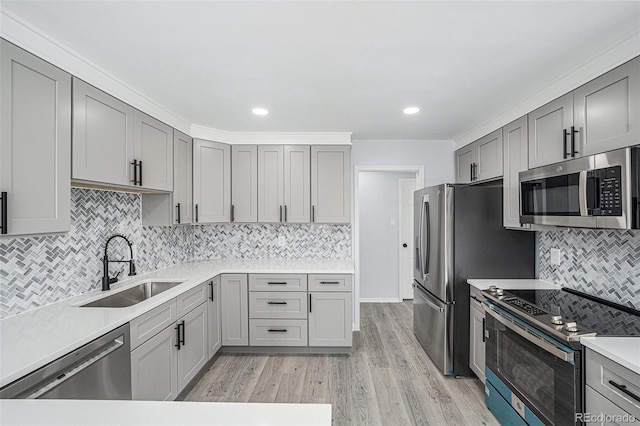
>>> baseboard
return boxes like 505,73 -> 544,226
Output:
359,298 -> 402,303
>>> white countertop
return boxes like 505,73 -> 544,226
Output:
467,278 -> 562,291
0,400 -> 331,426
580,336 -> 640,375
0,259 -> 354,388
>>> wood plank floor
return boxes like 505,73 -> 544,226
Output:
185,302 -> 499,426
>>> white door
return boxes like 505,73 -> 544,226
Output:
398,178 -> 416,300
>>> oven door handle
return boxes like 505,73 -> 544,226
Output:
484,305 -> 574,363
579,170 -> 588,216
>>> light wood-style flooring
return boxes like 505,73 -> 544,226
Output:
185,302 -> 499,426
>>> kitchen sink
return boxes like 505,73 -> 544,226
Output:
81,281 -> 184,308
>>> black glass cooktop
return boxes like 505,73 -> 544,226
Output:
507,288 -> 640,337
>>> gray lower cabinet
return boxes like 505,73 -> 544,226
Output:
308,291 -> 352,347
311,145 -> 351,224
0,39 -> 71,236
131,323 -> 178,401
206,276 -> 222,359
468,293 -> 486,384
249,319 -> 308,346
231,145 -> 257,223
221,274 -> 249,346
176,302 -> 208,391
193,139 -> 231,223
502,116 -> 531,230
141,130 -> 192,226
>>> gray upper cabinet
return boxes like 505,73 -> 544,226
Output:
73,78 -> 173,191
574,56 -> 640,156
173,130 -> 193,225
475,129 -> 503,181
134,111 -> 173,191
257,145 -> 284,223
72,78 -> 135,187
311,145 -> 351,224
0,39 -> 71,236
258,145 -> 310,223
193,139 -> 231,223
231,145 -> 257,223
528,93 -> 574,168
455,144 -> 475,184
502,116 -> 530,230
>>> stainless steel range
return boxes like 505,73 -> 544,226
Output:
482,286 -> 640,426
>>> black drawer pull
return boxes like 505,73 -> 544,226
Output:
267,301 -> 288,305
0,191 -> 7,235
267,282 -> 287,285
609,380 -> 640,403
320,281 -> 340,285
267,329 -> 288,333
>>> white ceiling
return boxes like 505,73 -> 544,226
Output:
2,1 -> 640,140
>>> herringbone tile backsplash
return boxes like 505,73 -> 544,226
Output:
538,228 -> 640,310
1,188 -> 352,318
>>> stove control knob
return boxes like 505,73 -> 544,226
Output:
489,285 -> 498,293
565,322 -> 578,332
551,315 -> 564,325
495,288 -> 504,296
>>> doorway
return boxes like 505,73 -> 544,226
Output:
398,178 -> 416,300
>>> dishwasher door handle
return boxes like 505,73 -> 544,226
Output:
26,335 -> 125,399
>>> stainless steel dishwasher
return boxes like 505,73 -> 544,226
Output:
0,323 -> 131,399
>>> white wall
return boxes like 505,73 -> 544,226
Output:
359,172 -> 414,301
351,139 -> 455,187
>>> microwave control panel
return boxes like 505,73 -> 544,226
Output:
594,166 -> 622,216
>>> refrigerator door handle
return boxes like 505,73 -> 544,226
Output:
424,201 -> 430,274
418,199 -> 425,275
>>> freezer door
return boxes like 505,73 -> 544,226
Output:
413,283 -> 454,375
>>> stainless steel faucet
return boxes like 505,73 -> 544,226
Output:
102,234 -> 137,291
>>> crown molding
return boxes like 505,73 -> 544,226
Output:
454,29 -> 640,150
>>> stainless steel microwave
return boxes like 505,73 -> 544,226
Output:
519,147 -> 639,229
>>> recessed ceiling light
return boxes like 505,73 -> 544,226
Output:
403,107 -> 420,115
252,108 -> 269,116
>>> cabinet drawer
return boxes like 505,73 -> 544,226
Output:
308,274 -> 352,292
585,386 -> 634,425
176,282 -> 208,318
249,319 -> 308,346
586,349 -> 640,418
130,299 -> 177,350
248,274 -> 307,291
469,286 -> 486,303
249,292 -> 308,319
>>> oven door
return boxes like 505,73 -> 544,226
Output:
484,304 -> 581,426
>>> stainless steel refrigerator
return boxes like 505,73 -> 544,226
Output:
413,184 -> 535,376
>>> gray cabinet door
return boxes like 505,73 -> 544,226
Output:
455,145 -> 475,184
231,145 -> 257,222
311,146 -> 351,224
257,145 -> 284,223
131,325 -> 178,401
469,299 -> 486,384
503,116 -> 530,229
177,302 -> 208,392
574,57 -> 640,156
284,145 -> 311,223
528,93 -> 574,168
308,292 -> 352,347
173,130 -> 192,225
134,111 -> 173,191
193,139 -> 231,223
475,129 -> 503,181
221,274 -> 248,346
0,40 -> 71,236
207,276 -> 222,359
72,77 -> 135,186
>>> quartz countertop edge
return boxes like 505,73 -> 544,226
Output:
467,278 -> 562,291
0,259 -> 354,388
0,400 -> 332,426
580,336 -> 640,375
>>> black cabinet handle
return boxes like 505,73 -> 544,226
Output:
131,159 -> 139,185
175,324 -> 181,350
309,293 -> 312,313
482,318 -> 486,343
571,126 -> 579,157
195,204 -> 199,223
280,205 -> 283,223
267,281 -> 287,285
312,205 -> 315,223
470,163 -> 473,182
138,161 -> 143,186
230,205 -> 235,222
180,320 -> 185,346
402,243 -> 408,248
284,205 -> 288,222
563,129 -> 571,159
209,281 -> 214,301
268,301 -> 288,305
0,191 -> 7,235
609,380 -> 640,403
320,281 -> 340,285
267,329 -> 288,333
176,203 -> 181,224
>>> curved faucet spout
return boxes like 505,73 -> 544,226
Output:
102,234 -> 137,291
